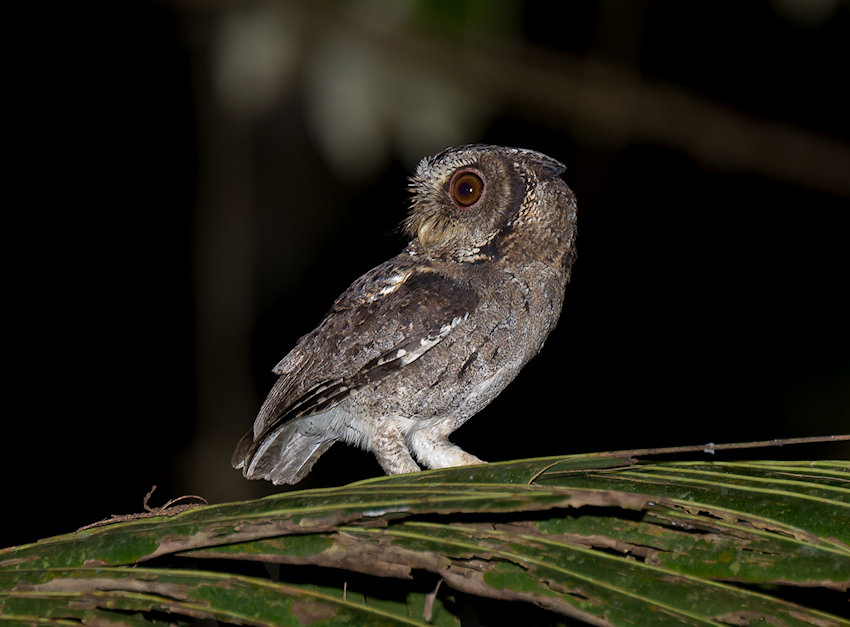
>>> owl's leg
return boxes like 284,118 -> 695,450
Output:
408,430 -> 484,469
371,423 -> 421,475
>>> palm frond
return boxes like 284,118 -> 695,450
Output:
2,441 -> 848,626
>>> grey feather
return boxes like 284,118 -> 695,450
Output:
235,416 -> 338,485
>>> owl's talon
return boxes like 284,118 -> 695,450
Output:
409,430 -> 485,470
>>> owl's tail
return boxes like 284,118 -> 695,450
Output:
232,420 -> 336,485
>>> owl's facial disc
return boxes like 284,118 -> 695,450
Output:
411,166 -> 490,253
406,165 -> 482,253
405,145 -> 531,255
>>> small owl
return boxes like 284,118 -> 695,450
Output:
233,144 -> 577,484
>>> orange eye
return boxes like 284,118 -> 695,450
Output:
450,171 -> 484,207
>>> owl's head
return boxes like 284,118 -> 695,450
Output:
404,144 -> 573,259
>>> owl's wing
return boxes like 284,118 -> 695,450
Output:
240,257 -> 479,450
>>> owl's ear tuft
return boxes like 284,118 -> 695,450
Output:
523,153 -> 566,179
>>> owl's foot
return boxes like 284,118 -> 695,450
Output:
372,424 -> 421,475
409,430 -> 485,469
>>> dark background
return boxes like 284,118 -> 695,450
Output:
6,0 -> 849,548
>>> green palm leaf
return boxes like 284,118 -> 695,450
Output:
2,441 -> 848,626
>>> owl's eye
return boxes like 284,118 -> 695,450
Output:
450,171 -> 484,208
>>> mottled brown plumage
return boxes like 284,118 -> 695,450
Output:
233,144 -> 577,484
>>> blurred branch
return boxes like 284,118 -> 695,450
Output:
171,1 -> 850,195
324,3 -> 850,197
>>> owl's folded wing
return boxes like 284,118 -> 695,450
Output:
246,257 -> 480,446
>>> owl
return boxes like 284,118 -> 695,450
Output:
232,144 -> 578,484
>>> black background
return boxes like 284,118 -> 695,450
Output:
5,1 -> 848,549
